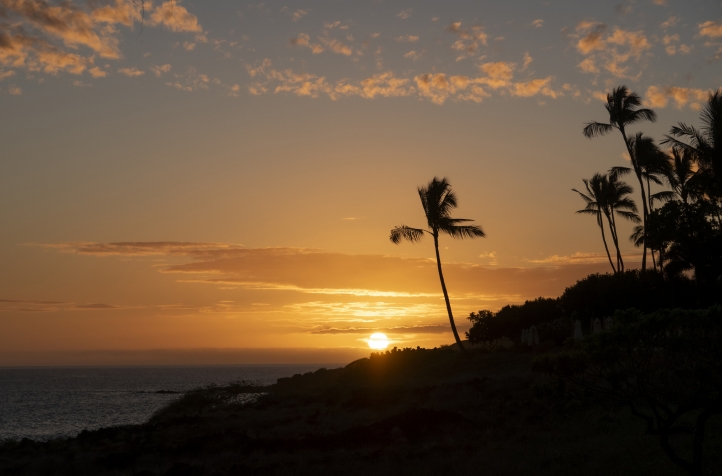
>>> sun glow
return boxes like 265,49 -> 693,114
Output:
368,333 -> 389,350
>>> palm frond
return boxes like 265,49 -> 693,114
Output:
576,208 -> 601,216
389,225 -> 426,244
651,191 -> 675,204
629,225 -> 645,247
583,121 -> 614,138
609,166 -> 631,179
626,108 -> 657,125
572,187 -> 593,203
440,224 -> 485,240
616,210 -> 641,223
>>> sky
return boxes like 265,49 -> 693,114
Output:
1,0 -> 721,365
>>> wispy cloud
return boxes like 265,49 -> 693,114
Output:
0,0 -> 202,79
40,241 -> 617,304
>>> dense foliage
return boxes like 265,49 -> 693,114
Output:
466,298 -> 561,346
533,307 -> 722,476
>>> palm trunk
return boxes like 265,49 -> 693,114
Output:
433,232 -> 468,357
607,210 -> 624,272
620,128 -> 648,272
598,213 -> 616,273
646,176 -> 658,271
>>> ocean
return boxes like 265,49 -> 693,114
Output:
0,364 -> 339,442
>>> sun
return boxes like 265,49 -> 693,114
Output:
368,333 -> 389,350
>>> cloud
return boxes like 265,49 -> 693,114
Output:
42,241 -> 618,306
699,21 -> 722,38
290,33 -> 324,54
117,67 -> 144,77
88,66 -> 107,78
245,54 -> 560,105
291,9 -> 308,22
151,63 -> 172,77
395,35 -> 419,42
447,22 -> 487,60
574,22 -> 651,79
522,51 -> 532,70
404,50 -> 422,60
310,324 -> 457,335
660,16 -> 678,29
644,85 -> 713,110
0,0 -> 201,78
318,36 -> 353,56
531,19 -> 544,28
397,9 -> 412,20
246,59 -> 412,100
74,303 -> 119,309
8,84 -> 21,95
525,252 -> 636,265
148,1 -> 202,33
165,67 -> 212,92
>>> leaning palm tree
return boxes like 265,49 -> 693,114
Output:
574,173 -> 640,273
573,174 -> 617,273
661,89 -> 722,199
390,177 -> 485,356
583,86 -> 657,271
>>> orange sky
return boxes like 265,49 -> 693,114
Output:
0,0 -> 719,364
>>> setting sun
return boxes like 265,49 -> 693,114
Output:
368,333 -> 389,350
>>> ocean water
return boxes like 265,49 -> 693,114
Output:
0,364 -> 339,442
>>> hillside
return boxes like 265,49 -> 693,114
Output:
1,346 -> 720,476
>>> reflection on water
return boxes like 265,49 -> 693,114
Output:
0,364 -> 336,441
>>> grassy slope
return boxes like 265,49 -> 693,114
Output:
1,347 -> 720,476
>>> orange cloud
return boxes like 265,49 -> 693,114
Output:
290,33 -> 324,54
574,21 -> 651,79
41,242 -> 616,304
0,0 -> 200,77
246,56 -> 559,105
644,85 -> 713,110
698,21 -> 722,38
148,1 -> 202,33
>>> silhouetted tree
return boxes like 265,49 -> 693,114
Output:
614,134 -> 671,270
664,147 -> 702,205
390,177 -> 485,356
583,86 -> 657,271
534,307 -> 722,476
662,90 -> 722,199
573,173 -> 640,273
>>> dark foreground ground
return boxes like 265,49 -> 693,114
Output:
1,347 -> 720,476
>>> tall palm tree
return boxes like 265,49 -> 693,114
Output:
573,174 -> 617,273
574,173 -> 640,273
583,86 -> 657,271
389,177 -> 485,356
662,89 -> 722,198
613,134 -> 672,270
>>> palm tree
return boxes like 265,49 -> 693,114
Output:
389,177 -> 485,356
661,90 -> 722,198
573,173 -> 640,273
583,86 -> 657,271
612,133 -> 672,270
664,147 -> 700,205
573,174 -> 617,273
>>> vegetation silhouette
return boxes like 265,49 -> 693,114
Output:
535,306 -> 722,476
573,172 -> 640,273
662,90 -> 722,199
390,177 -> 485,357
583,86 -> 657,271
